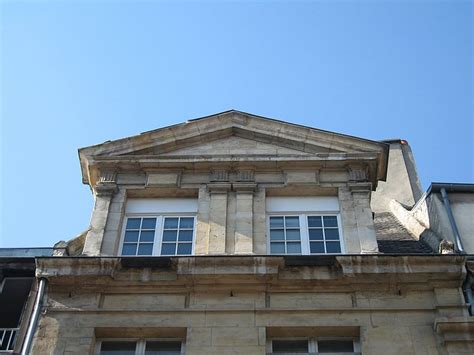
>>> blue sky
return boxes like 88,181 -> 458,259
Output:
0,0 -> 472,247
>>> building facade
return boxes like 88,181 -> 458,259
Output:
2,111 -> 473,354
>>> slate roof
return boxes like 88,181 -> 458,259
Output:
374,212 -> 434,254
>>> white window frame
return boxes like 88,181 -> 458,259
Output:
266,337 -> 360,354
266,212 -> 345,255
94,338 -> 185,355
119,214 -> 197,256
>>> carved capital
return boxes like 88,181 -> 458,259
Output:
348,182 -> 372,198
348,165 -> 368,182
236,169 -> 255,182
210,169 -> 229,182
94,182 -> 118,197
98,170 -> 117,184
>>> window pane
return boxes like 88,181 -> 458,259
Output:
164,218 -> 179,229
310,242 -> 325,253
326,242 -> 341,253
177,243 -> 192,255
286,229 -> 301,240
309,229 -> 324,240
323,216 -> 338,227
285,216 -> 300,228
178,230 -> 193,242
161,243 -> 176,255
140,231 -> 155,242
270,217 -> 284,228
122,244 -> 137,256
100,341 -> 136,354
270,229 -> 285,241
272,339 -> 309,353
317,340 -> 354,353
145,341 -> 181,355
308,216 -> 322,227
141,218 -> 157,229
138,243 -> 154,255
126,218 -> 141,229
325,228 -> 340,240
124,231 -> 139,243
179,217 -> 194,229
270,242 -> 285,254
287,242 -> 302,254
163,230 -> 178,242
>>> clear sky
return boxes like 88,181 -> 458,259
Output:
0,0 -> 472,247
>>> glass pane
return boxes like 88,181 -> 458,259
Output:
307,216 -> 322,227
141,218 -> 157,229
140,231 -> 155,242
317,340 -> 354,353
326,242 -> 342,253
270,217 -> 284,228
161,243 -> 176,255
270,229 -> 285,241
310,242 -> 325,253
325,228 -> 340,240
122,243 -> 137,256
100,341 -> 136,354
126,218 -> 141,229
272,339 -> 309,353
164,218 -> 179,229
286,229 -> 301,240
145,341 -> 182,354
178,230 -> 193,242
163,230 -> 178,242
287,242 -> 301,254
323,216 -> 338,227
179,217 -> 194,229
285,216 -> 300,228
124,231 -> 139,243
270,242 -> 285,254
177,243 -> 192,255
138,243 -> 154,255
309,229 -> 324,240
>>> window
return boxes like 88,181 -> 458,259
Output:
97,339 -> 183,355
121,198 -> 198,256
268,215 -> 343,255
121,216 -> 195,256
269,338 -> 360,354
266,197 -> 343,255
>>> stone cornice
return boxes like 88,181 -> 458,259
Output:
36,255 -> 466,288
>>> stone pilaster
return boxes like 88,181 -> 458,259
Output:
82,180 -> 118,256
101,188 -> 127,255
338,186 -> 361,254
207,183 -> 231,254
194,186 -> 211,255
253,186 -> 267,254
233,183 -> 257,254
349,182 -> 378,253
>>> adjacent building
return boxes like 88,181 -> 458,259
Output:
1,110 -> 472,354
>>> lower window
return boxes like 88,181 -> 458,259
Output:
97,339 -> 183,355
269,338 -> 360,354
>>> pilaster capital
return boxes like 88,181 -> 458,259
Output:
207,182 -> 232,194
94,182 -> 118,197
233,182 -> 257,194
347,165 -> 369,182
348,182 -> 372,197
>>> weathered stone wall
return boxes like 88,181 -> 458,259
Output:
31,256 -> 474,355
82,167 -> 380,256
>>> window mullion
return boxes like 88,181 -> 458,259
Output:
301,215 -> 309,255
155,216 -> 164,256
136,339 -> 146,355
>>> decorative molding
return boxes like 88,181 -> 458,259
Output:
233,182 -> 257,193
236,169 -> 255,182
98,170 -> 117,183
348,165 -> 368,182
94,182 -> 118,197
207,182 -> 232,194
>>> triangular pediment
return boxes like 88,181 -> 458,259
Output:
79,110 -> 389,185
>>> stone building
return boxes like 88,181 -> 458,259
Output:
2,110 -> 473,354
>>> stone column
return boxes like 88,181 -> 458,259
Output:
207,183 -> 231,254
82,179 -> 117,256
233,183 -> 257,254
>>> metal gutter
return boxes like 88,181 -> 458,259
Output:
21,278 -> 47,355
440,188 -> 465,253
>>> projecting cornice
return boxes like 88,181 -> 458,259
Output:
78,110 -> 389,188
